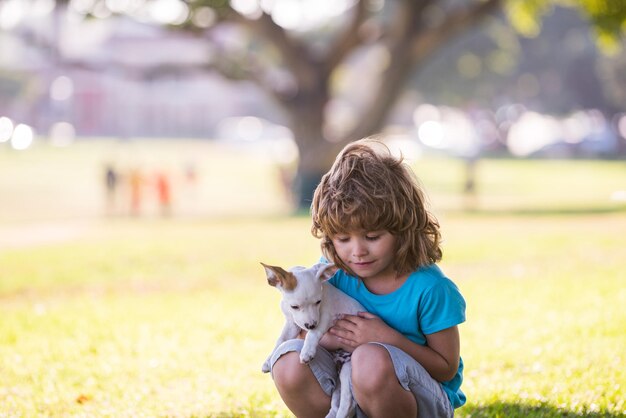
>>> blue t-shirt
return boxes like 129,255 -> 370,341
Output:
329,264 -> 466,409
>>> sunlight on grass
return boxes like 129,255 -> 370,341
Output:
1,291 -> 289,416
1,214 -> 625,417
1,141 -> 625,417
442,214 -> 626,418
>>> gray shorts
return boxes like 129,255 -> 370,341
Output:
269,339 -> 454,418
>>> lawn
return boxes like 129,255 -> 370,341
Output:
0,140 -> 625,417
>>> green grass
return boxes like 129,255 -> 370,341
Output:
1,215 -> 624,417
1,140 -> 625,417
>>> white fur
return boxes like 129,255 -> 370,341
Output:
262,262 -> 364,418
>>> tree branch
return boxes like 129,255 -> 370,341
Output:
343,0 -> 424,140
344,0 -> 503,140
325,0 -> 370,73
223,6 -> 318,91
410,0 -> 503,61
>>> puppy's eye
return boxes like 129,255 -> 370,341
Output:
315,300 -> 321,305
290,305 -> 300,310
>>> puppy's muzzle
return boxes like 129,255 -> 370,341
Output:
304,322 -> 317,330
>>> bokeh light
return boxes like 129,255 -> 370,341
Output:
618,114 -> 626,138
10,124 -> 35,150
412,104 -> 441,126
507,112 -> 561,157
0,116 -> 14,142
70,0 -> 98,15
231,0 -> 262,19
49,121 -> 76,147
385,134 -> 423,161
50,76 -> 74,101
418,120 -> 445,148
148,0 -> 189,25
236,116 -> 263,142
413,106 -> 483,157
0,0 -> 26,30
191,7 -> 216,28
269,0 -> 355,31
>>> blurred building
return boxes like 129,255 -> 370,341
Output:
0,6 -> 282,140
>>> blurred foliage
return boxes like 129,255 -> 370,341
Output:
505,0 -> 626,53
573,0 -> 626,52
416,6 -> 621,113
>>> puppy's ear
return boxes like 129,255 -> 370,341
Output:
261,262 -> 295,289
261,262 -> 282,287
315,263 -> 338,282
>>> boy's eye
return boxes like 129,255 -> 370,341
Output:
290,305 -> 300,310
335,237 -> 349,243
366,235 -> 380,241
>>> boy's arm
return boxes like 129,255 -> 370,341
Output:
411,326 -> 460,382
329,312 -> 460,382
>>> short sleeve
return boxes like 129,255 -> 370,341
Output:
419,280 -> 466,335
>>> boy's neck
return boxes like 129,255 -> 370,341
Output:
362,271 -> 410,295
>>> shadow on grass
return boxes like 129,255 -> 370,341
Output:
462,401 -> 626,417
204,402 -> 626,418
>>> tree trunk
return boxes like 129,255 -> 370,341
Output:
291,138 -> 344,211
287,91 -> 345,211
291,131 -> 343,211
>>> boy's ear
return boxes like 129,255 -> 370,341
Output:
315,263 -> 338,282
261,262 -> 297,290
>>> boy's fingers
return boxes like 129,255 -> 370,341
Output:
336,315 -> 356,325
357,311 -> 377,319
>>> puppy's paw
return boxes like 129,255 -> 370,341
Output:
299,347 -> 316,364
261,359 -> 271,373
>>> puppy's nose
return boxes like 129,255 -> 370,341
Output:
304,322 -> 317,330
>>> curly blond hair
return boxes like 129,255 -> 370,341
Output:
311,138 -> 442,276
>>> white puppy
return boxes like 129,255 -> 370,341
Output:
261,262 -> 364,418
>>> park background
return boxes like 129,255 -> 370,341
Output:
1,1 -> 625,417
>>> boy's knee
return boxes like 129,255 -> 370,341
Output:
351,343 -> 395,393
272,351 -> 308,390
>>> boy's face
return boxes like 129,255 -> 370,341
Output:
330,230 -> 397,282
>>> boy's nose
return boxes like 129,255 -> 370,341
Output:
353,243 -> 368,257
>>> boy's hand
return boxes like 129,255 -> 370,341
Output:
328,312 -> 401,348
319,332 -> 352,352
